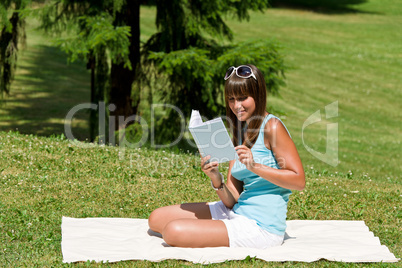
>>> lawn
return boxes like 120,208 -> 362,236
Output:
0,0 -> 401,266
225,0 -> 402,182
0,131 -> 400,267
0,19 -> 90,141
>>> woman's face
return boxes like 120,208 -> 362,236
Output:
228,95 -> 256,123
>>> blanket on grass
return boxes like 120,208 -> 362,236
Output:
61,217 -> 399,264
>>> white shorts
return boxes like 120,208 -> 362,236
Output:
208,201 -> 284,249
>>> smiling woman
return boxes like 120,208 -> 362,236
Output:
148,64 -> 305,249
224,65 -> 268,149
227,95 -> 256,123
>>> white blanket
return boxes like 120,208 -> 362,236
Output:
61,217 -> 399,264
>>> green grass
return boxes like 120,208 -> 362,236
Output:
0,131 -> 400,267
2,0 -> 401,181
225,0 -> 402,182
0,0 -> 401,266
0,19 -> 90,141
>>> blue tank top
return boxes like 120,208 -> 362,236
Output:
231,114 -> 292,236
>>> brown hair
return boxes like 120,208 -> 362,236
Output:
224,64 -> 267,148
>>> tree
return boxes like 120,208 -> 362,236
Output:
0,0 -> 30,98
109,0 -> 140,132
142,0 -> 286,144
38,1 -> 134,141
36,0 -> 286,147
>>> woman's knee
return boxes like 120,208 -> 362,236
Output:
148,203 -> 210,234
162,220 -> 186,247
148,207 -> 165,233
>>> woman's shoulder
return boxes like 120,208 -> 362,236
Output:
263,115 -> 291,141
263,114 -> 281,131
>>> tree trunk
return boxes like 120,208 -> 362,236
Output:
87,46 -> 108,142
0,12 -> 20,95
87,51 -> 96,141
109,0 -> 141,132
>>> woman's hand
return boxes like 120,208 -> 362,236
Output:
201,155 -> 222,186
235,145 -> 255,169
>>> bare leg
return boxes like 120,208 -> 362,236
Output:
163,218 -> 229,247
148,202 -> 212,233
148,202 -> 229,247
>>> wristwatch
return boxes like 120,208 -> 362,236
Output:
211,173 -> 225,190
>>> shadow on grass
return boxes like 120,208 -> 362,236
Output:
269,0 -> 377,14
0,44 -> 90,140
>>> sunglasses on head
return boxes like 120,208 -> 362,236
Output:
224,65 -> 257,81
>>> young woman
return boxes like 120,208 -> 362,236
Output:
148,64 -> 305,249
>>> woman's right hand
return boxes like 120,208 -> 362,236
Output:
201,155 -> 222,186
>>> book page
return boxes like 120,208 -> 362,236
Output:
189,110 -> 237,163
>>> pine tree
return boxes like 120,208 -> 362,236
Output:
35,0 -> 286,146
143,0 -> 286,144
38,0 -> 134,141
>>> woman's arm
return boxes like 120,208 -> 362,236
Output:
236,118 -> 305,191
217,160 -> 243,208
201,158 -> 243,209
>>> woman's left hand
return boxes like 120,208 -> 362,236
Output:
235,145 -> 255,169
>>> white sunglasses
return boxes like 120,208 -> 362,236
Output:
224,65 -> 257,80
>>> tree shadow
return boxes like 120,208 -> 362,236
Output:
269,0 -> 378,15
0,44 -> 91,140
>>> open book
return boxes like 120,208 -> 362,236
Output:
189,110 -> 238,163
